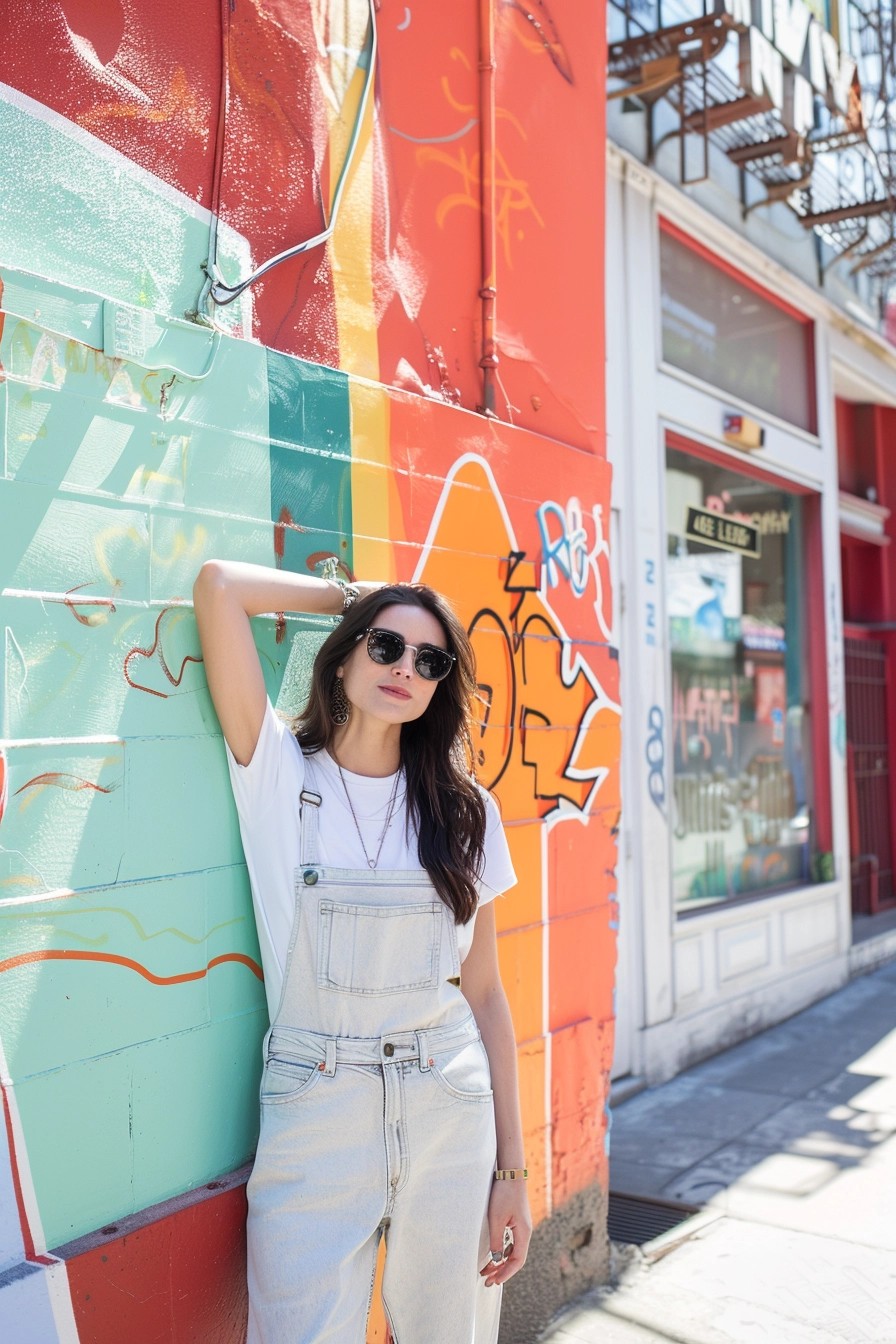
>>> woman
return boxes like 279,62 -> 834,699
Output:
193,558 -> 531,1344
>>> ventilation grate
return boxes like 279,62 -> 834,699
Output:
607,1192 -> 699,1246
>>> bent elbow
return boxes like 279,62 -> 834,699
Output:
193,559 -> 226,604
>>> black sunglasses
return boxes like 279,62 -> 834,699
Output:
358,627 -> 456,682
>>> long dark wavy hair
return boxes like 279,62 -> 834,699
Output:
292,584 -> 486,924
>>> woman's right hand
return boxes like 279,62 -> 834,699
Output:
349,579 -> 389,603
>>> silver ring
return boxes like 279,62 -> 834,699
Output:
489,1251 -> 504,1265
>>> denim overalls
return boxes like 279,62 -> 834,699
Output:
246,766 -> 501,1344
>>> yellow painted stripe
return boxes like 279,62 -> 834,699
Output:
347,380 -> 399,582
323,20 -> 400,576
328,45 -> 379,381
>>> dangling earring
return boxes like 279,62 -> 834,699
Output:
330,676 -> 350,725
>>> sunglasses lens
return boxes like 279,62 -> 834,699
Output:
415,648 -> 453,681
365,629 -> 454,680
367,630 -> 405,664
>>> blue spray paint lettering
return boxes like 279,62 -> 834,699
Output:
645,703 -> 666,813
536,498 -> 592,596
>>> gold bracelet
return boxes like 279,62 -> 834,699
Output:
494,1168 -> 528,1181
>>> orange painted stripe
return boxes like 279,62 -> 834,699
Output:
0,949 -> 264,984
1,1078 -> 35,1259
14,773 -> 114,796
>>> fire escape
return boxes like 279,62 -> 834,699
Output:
608,0 -> 896,311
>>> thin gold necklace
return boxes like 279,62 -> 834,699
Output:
336,761 -> 402,869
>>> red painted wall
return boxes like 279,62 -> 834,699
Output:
8,1 -> 605,451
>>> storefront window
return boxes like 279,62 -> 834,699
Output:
666,446 -> 816,909
660,226 -> 816,433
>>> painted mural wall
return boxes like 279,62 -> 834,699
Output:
0,3 -> 615,1340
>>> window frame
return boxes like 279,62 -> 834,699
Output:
659,218 -> 818,437
664,430 -> 833,915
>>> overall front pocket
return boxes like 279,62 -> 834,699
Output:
317,900 -> 442,995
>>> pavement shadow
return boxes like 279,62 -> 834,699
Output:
608,962 -> 896,1218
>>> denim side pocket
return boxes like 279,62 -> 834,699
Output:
430,1038 -> 494,1103
260,1058 -> 323,1105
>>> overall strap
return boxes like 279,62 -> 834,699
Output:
299,788 -> 321,866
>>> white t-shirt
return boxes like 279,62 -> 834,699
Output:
226,699 -> 517,1021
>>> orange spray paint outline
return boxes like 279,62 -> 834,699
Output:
0,949 -> 263,985
124,608 -> 203,698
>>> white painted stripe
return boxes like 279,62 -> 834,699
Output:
411,453 -> 519,582
1,590 -> 152,610
0,861 -> 242,909
0,888 -> 77,911
540,821 -> 552,1218
45,1261 -> 81,1344
0,738 -> 124,749
0,81 -> 255,332
0,81 -> 212,223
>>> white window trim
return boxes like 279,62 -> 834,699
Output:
609,140 -> 896,386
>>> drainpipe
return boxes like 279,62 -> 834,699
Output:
478,0 -> 498,417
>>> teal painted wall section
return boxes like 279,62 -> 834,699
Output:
0,266 -> 354,1249
267,349 -> 354,575
0,89 -> 248,337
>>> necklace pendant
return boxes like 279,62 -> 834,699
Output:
336,758 -> 401,876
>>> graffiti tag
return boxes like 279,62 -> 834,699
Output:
417,456 -> 620,821
645,704 -> 666,813
536,495 -> 611,638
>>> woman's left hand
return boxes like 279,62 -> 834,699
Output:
480,1179 -> 532,1287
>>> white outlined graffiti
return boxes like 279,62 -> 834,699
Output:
535,496 -> 613,643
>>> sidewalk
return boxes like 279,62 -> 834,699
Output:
539,959 -> 896,1344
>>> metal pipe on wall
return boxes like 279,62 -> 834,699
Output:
478,0 -> 498,417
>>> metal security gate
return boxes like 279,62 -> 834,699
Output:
845,637 -> 895,914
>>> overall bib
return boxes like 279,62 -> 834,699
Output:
246,775 -> 501,1344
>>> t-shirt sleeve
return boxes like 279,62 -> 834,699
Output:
224,697 -> 304,826
477,789 -> 517,905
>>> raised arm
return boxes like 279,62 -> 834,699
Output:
192,561 -> 345,766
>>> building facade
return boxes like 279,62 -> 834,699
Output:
0,4 -> 617,1341
607,0 -> 896,1086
